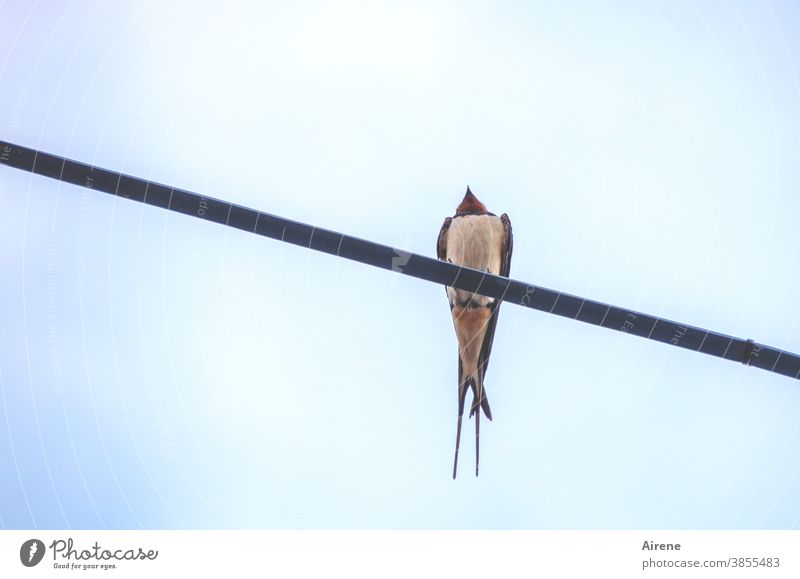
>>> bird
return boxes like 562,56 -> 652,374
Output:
437,187 -> 512,478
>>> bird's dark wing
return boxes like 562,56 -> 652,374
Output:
437,216 -> 452,261
474,213 -> 513,416
437,216 -> 454,311
499,213 -> 513,278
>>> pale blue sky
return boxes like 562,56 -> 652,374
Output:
1,0 -> 799,529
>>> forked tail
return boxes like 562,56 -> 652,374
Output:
453,372 -> 492,478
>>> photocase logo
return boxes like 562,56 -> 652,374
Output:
17,537 -> 158,571
20,539 -> 45,567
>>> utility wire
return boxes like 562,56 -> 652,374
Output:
1,139 -> 798,381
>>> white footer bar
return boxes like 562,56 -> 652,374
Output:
2,530 -> 798,578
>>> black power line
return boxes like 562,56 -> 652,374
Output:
1,139 -> 798,380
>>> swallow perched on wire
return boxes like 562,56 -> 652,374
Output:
437,187 -> 513,478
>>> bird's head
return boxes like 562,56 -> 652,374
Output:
455,187 -> 488,215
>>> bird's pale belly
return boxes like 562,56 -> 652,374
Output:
445,214 -> 505,307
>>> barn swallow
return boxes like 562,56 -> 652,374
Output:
437,187 -> 513,478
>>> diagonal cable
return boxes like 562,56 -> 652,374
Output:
1,140 -> 797,380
